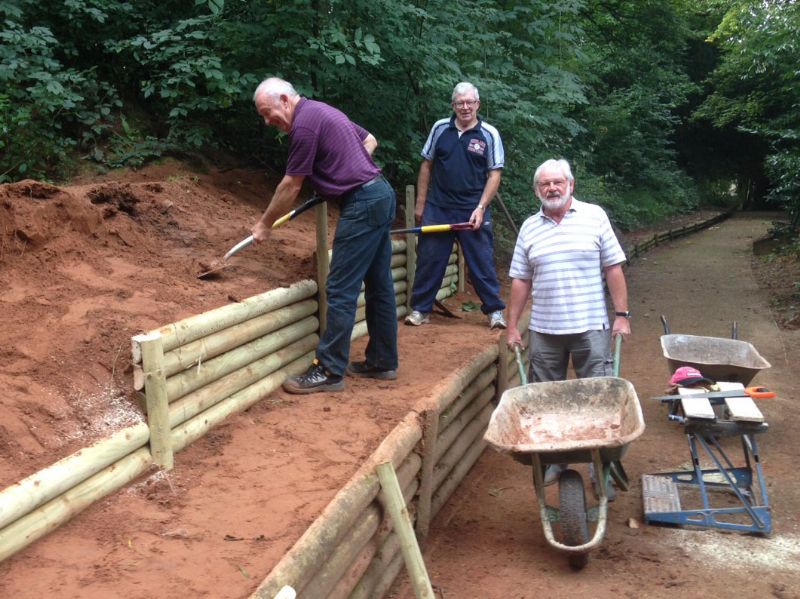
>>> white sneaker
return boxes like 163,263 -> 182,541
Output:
488,310 -> 507,329
404,310 -> 430,326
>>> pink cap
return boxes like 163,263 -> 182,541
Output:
670,366 -> 713,386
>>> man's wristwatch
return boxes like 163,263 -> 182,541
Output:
476,204 -> 485,211
615,311 -> 632,318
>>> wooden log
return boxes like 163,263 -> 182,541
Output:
432,403 -> 494,493
430,430 -> 488,520
0,423 -> 149,531
167,336 -> 318,430
434,386 -> 495,466
414,407 -> 439,543
300,455 -> 420,599
315,202 -> 329,337
376,462 -> 434,599
139,332 -> 173,470
170,350 -> 315,453
0,447 -> 153,563
348,533 -> 402,599
390,253 -> 406,268
391,239 -> 406,254
326,476 -> 420,599
421,345 -> 498,414
351,305 -> 406,341
160,299 -> 318,379
438,365 -> 496,430
165,316 -> 318,401
131,279 -> 318,360
250,414 -> 422,598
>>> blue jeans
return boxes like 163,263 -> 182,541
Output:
410,203 -> 505,315
316,178 -> 398,375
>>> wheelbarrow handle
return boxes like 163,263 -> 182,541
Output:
612,333 -> 623,377
513,344 -> 527,386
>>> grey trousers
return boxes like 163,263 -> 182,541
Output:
527,329 -> 613,382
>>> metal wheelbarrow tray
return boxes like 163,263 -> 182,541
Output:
485,377 -> 645,464
660,334 -> 771,386
485,376 -> 645,567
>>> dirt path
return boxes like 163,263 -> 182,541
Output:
390,213 -> 800,599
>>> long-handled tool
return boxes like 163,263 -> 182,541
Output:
197,194 -> 324,279
390,221 -> 489,235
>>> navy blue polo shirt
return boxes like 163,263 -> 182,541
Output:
421,115 -> 505,210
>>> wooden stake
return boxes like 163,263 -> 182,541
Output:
139,332 -> 173,470
405,185 -> 416,309
376,462 -> 434,599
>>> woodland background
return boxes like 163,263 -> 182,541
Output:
1,0 -> 798,232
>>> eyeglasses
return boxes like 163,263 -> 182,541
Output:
537,179 -> 567,190
452,100 -> 478,108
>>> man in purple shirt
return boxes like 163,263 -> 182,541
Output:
252,77 -> 398,394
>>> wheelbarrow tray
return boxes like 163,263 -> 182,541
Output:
661,334 -> 771,386
485,377 -> 645,464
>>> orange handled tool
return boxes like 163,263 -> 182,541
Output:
744,386 -> 775,399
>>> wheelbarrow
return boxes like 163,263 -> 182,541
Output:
484,335 -> 645,569
659,315 -> 771,386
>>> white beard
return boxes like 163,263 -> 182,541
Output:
540,191 -> 571,211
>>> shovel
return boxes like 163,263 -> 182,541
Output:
197,194 -> 324,279
390,221 -> 489,235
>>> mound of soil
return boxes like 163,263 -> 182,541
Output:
0,161 -> 331,487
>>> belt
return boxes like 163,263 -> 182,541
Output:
359,174 -> 383,189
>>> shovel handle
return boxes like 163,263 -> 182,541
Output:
223,235 -> 254,261
513,344 -> 528,386
272,194 -> 324,228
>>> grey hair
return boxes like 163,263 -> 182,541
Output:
451,82 -> 480,102
533,159 -> 574,188
253,77 -> 298,102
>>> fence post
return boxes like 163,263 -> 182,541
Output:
414,408 -> 439,544
139,332 -> 173,470
405,185 -> 416,310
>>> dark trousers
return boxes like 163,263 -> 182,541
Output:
410,203 -> 505,315
316,178 -> 398,375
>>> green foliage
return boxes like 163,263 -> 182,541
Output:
0,0 -> 791,240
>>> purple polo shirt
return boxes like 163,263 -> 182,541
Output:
286,98 -> 381,199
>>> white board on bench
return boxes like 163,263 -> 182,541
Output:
678,395 -> 715,420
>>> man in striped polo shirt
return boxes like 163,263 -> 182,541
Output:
252,77 -> 398,394
405,82 -> 507,329
506,158 -> 631,486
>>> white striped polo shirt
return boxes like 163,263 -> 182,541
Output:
509,198 -> 626,334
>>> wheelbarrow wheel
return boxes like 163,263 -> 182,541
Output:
558,469 -> 590,570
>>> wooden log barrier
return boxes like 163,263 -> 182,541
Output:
434,385 -> 496,468
250,414 -> 422,598
430,426 -> 489,520
170,350 -> 314,453
376,462 -> 435,599
159,299 -> 318,381
132,280 -> 318,361
298,454 -> 421,598
165,316 -> 319,402
438,365 -> 497,433
0,447 -> 153,563
0,423 -> 149,531
167,336 -> 318,430
432,401 -> 494,494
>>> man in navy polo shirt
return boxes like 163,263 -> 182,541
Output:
251,77 -> 398,394
405,82 -> 507,329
